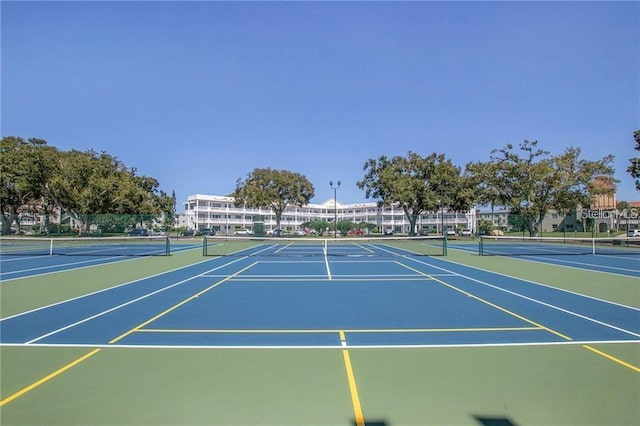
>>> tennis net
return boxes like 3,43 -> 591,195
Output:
479,235 -> 640,256
203,235 -> 447,257
0,236 -> 171,256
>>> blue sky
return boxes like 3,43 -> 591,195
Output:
2,1 -> 638,212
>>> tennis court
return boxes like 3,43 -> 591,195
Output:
1,236 -> 638,425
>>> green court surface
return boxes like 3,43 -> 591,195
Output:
2,344 -> 638,425
1,240 -> 638,425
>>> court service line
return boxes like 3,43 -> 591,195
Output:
109,262 -> 258,344
0,348 -> 101,407
137,326 -> 543,334
324,247 -> 332,280
339,331 -> 365,426
229,276 -> 438,282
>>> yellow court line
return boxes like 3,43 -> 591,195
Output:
339,330 -> 364,426
351,242 -> 375,254
343,349 -> 365,426
429,275 -> 572,341
0,348 -> 101,407
399,259 -> 640,372
582,345 -> 640,373
395,260 -> 573,341
1,262 -> 258,407
109,262 -> 258,344
394,261 -> 430,275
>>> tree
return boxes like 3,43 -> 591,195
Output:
0,137 -> 59,234
303,220 -> 329,236
357,151 -> 470,235
157,190 -> 177,230
466,160 -> 502,218
471,140 -> 616,236
233,168 -> 315,233
628,130 -> 640,191
46,149 -> 167,233
1,136 -> 176,234
336,220 -> 355,236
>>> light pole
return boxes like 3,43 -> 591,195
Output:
330,180 -> 341,238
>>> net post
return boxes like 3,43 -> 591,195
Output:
202,236 -> 207,256
165,236 -> 171,256
443,234 -> 448,256
591,238 -> 596,255
49,238 -> 54,256
479,237 -> 483,256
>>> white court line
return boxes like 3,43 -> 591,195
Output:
1,339 -> 638,350
511,254 -> 638,276
0,256 -> 134,279
0,244 -> 203,282
324,244 -> 332,280
0,256 -> 241,322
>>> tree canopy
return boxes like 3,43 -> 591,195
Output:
233,168 -> 315,232
628,130 -> 640,191
466,140 -> 615,236
0,136 -> 175,234
357,151 -> 473,235
1,137 -> 60,234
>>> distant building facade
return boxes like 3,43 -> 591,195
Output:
183,194 -> 476,235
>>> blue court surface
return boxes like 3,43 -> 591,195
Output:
2,241 -> 638,349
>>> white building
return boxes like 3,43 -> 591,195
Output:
183,194 -> 476,235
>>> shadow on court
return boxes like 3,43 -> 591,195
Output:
348,415 -> 518,425
474,415 -> 518,426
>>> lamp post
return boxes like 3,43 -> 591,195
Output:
330,180 -> 341,238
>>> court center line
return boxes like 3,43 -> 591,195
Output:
109,261 -> 258,344
340,331 -> 364,426
324,247 -> 332,280
0,348 -> 101,407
